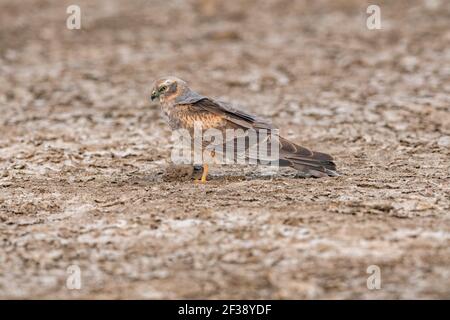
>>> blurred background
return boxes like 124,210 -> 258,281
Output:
1,0 -> 449,136
0,0 -> 449,299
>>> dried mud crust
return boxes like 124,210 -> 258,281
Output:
0,0 -> 449,298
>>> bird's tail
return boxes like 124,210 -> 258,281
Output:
209,133 -> 338,178
277,137 -> 339,178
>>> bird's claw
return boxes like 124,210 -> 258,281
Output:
193,164 -> 208,183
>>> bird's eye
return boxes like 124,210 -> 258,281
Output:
159,85 -> 167,92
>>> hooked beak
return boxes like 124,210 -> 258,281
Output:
150,90 -> 159,101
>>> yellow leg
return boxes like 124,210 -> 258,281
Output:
201,164 -> 208,183
195,150 -> 214,183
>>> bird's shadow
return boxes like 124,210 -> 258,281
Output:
121,165 -> 320,186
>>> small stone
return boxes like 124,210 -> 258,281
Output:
400,56 -> 418,72
437,136 -> 450,148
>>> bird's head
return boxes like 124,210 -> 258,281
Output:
150,76 -> 188,103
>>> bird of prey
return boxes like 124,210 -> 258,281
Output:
150,76 -> 338,182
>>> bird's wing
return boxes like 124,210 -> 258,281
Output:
187,98 -> 273,131
180,97 -> 338,177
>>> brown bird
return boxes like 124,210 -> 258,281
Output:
150,76 -> 338,182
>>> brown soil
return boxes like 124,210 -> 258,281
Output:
0,0 -> 449,299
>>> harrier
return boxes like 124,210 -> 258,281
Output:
150,76 -> 338,182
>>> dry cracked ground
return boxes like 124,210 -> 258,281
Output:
0,0 -> 449,299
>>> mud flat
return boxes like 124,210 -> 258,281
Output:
0,0 -> 449,298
